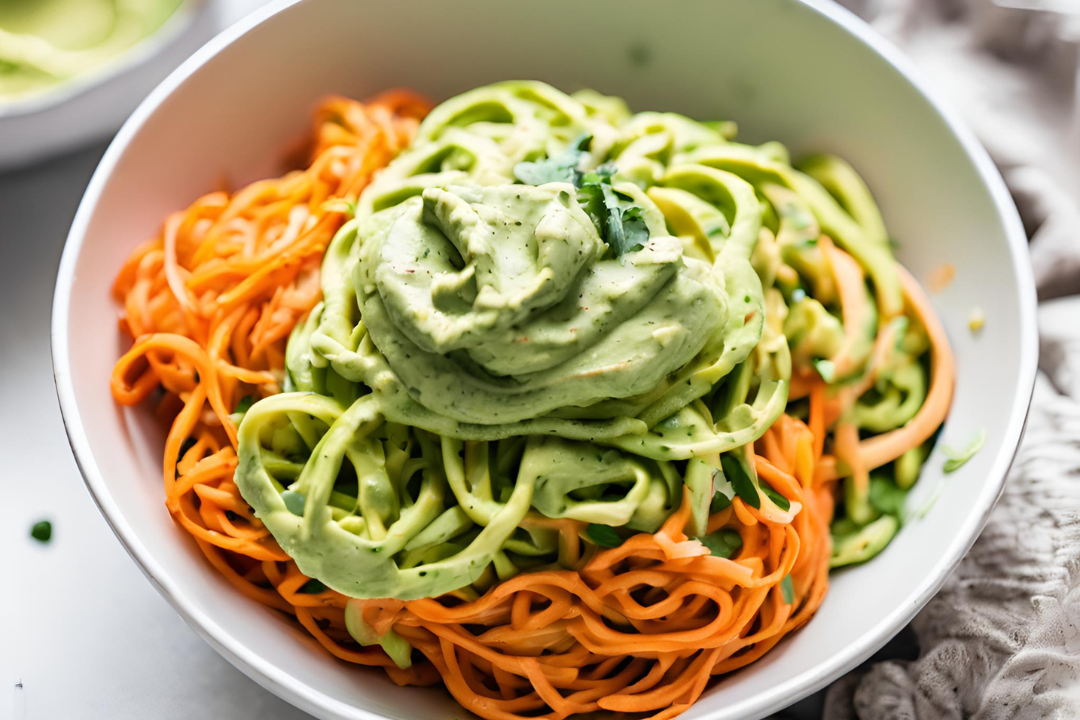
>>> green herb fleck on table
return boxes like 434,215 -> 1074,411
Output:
31,520 -> 52,543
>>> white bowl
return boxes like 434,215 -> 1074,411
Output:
0,0 -> 214,170
52,1 -> 1039,718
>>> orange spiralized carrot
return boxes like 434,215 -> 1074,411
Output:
108,92 -> 430,671
109,90 -> 952,720
820,238 -> 875,378
334,416 -> 836,720
859,266 -> 956,469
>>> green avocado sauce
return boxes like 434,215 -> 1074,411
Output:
233,81 -> 911,613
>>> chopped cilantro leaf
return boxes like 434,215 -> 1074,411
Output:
761,482 -> 791,512
869,475 -> 908,518
512,134 -> 593,186
695,529 -> 743,558
579,165 -> 649,258
721,453 -> 759,509
710,490 -> 733,513
586,523 -> 623,548
298,578 -> 327,594
513,150 -> 582,186
519,151 -> 650,258
781,574 -> 794,604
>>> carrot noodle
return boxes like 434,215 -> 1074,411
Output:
859,266 -> 956,470
109,92 -> 433,675
321,415 -> 836,720
110,91 -> 954,719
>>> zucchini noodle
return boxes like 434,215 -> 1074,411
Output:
110,81 -> 954,719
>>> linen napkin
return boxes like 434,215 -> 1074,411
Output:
819,0 -> 1080,717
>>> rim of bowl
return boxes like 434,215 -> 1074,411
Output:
0,0 -> 205,119
50,0 -> 1040,718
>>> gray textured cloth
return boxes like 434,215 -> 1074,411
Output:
821,0 -> 1080,717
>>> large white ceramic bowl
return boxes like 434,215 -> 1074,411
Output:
52,1 -> 1039,718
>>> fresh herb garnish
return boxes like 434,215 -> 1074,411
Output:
761,482 -> 791,512
710,463 -> 734,512
578,163 -> 650,258
31,520 -> 52,543
695,529 -> 743,558
869,475 -> 908,518
513,150 -> 582,186
942,429 -> 986,473
720,453 -> 759,509
606,202 -> 650,258
710,489 -> 733,513
234,395 -> 255,415
515,141 -> 650,258
512,134 -> 593,186
812,358 -> 835,383
586,523 -> 623,548
298,578 -> 327,594
781,574 -> 795,604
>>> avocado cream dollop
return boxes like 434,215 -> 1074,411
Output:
354,182 -> 724,425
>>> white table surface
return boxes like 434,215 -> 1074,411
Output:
1,140 -> 314,720
1,3 -> 830,718
1,5 -> 310,719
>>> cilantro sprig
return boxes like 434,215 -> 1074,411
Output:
513,137 -> 650,258
586,523 -> 624,548
781,574 -> 795,604
695,529 -> 743,559
720,453 -> 759,509
578,164 -> 650,258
